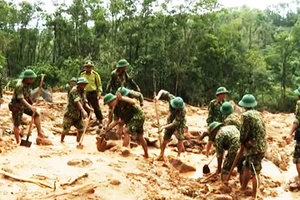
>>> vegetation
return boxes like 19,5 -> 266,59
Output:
0,0 -> 299,112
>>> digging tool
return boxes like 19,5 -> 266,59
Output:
76,113 -> 92,149
202,153 -> 216,174
226,145 -> 244,182
154,92 -> 162,147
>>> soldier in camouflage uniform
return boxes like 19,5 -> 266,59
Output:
220,101 -> 242,130
154,90 -> 186,160
238,94 -> 267,198
208,122 -> 241,182
68,77 -> 77,95
106,59 -> 140,94
103,92 -> 148,158
9,69 -> 47,144
287,87 -> 300,188
61,77 -> 92,143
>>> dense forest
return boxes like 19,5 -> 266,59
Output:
0,0 -> 299,112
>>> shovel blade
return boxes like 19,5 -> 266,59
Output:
20,139 -> 32,147
202,164 -> 210,174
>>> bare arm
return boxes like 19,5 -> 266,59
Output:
155,90 -> 168,101
105,120 -> 119,132
20,99 -> 35,111
119,96 -> 136,105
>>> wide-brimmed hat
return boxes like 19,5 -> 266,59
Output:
70,77 -> 77,82
294,87 -> 300,96
117,59 -> 129,68
216,87 -> 230,95
84,60 -> 94,67
170,97 -> 185,110
220,102 -> 234,115
238,94 -> 257,108
104,93 -> 117,104
208,121 -> 223,133
22,69 -> 37,79
117,87 -> 130,96
77,77 -> 89,84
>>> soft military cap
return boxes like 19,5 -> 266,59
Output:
215,87 -> 230,95
294,87 -> 300,96
117,59 -> 129,68
104,93 -> 117,104
22,69 -> 37,79
170,97 -> 185,110
117,87 -> 130,96
77,77 -> 89,84
238,94 -> 257,108
208,121 -> 223,133
220,102 -> 234,115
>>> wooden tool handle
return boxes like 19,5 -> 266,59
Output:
207,153 -> 216,165
226,146 -> 244,182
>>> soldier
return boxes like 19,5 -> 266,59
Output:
220,101 -> 242,130
80,60 -> 103,127
103,92 -> 148,158
287,87 -> 300,188
61,77 -> 92,143
238,94 -> 267,198
106,59 -> 140,94
68,77 -> 77,94
208,122 -> 241,182
8,69 -> 48,144
154,90 -> 186,160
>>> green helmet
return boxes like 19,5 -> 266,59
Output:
170,97 -> 185,110
117,59 -> 129,68
238,94 -> 257,108
216,87 -> 229,96
77,77 -> 89,84
117,87 -> 130,96
84,60 -> 94,67
208,122 -> 223,133
104,93 -> 117,104
294,87 -> 300,96
22,69 -> 37,79
220,102 -> 234,115
70,77 -> 77,82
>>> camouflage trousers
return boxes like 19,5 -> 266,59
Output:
12,107 -> 39,127
243,153 -> 265,174
62,114 -> 84,135
125,114 -> 145,137
293,141 -> 300,164
221,144 -> 240,173
164,127 -> 185,141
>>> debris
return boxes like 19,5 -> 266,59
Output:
41,183 -> 95,198
169,158 -> 196,173
60,172 -> 88,186
212,194 -> 233,200
36,137 -> 53,146
121,147 -> 131,157
106,141 -> 117,150
67,158 -> 93,167
110,179 -> 121,185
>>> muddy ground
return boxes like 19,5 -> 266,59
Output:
0,92 -> 299,200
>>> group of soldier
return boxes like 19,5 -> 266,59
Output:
4,57 -> 300,198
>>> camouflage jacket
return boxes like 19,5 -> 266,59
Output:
12,83 -> 32,109
224,112 -> 242,131
294,100 -> 300,125
206,99 -> 225,125
160,90 -> 186,130
240,109 -> 267,156
106,69 -> 139,93
215,125 -> 240,158
65,87 -> 87,119
114,100 -> 145,124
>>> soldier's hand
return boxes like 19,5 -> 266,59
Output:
137,87 -> 141,92
30,106 -> 37,113
82,110 -> 88,119
116,92 -> 122,100
154,96 -> 159,102
286,135 -> 293,144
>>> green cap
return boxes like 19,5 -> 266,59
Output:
208,122 -> 223,133
294,87 -> 300,96
84,60 -> 94,67
216,87 -> 229,95
238,94 -> 257,108
70,77 -> 77,82
220,102 -> 234,115
117,87 -> 130,96
170,97 -> 185,110
77,77 -> 89,84
117,59 -> 129,68
22,69 -> 37,79
104,93 -> 117,104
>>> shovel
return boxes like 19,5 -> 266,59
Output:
20,111 -> 36,147
202,153 -> 216,174
76,113 -> 92,149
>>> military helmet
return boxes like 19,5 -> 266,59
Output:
70,77 -> 77,82
215,87 -> 230,96
22,69 -> 37,79
117,59 -> 129,68
170,97 -> 185,110
104,93 -> 117,104
84,60 -> 94,67
77,77 -> 89,84
294,87 -> 300,96
238,94 -> 257,108
220,102 -> 234,115
208,121 -> 223,133
117,87 -> 130,96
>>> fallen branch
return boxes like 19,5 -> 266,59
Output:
60,172 -> 88,186
0,170 -> 54,189
42,183 -> 95,199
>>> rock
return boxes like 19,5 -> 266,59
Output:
36,137 -> 53,146
109,145 -> 122,152
121,147 -> 130,157
67,158 -> 93,167
106,141 -> 117,150
96,136 -> 107,152
212,194 -> 233,200
169,158 -> 196,173
110,179 -> 121,185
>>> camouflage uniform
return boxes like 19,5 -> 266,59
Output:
128,90 -> 144,106
224,112 -> 242,131
106,70 -> 139,94
293,100 -> 300,163
10,83 -> 38,126
62,87 -> 87,135
113,101 -> 145,137
160,91 -> 186,141
240,109 -> 267,174
207,99 -> 225,126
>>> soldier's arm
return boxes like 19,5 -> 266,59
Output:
206,102 -> 214,125
106,73 -> 114,93
290,101 -> 300,137
154,90 -> 173,102
125,72 -> 140,92
215,136 -> 224,173
240,115 -> 250,144
105,120 -> 119,132
95,72 -> 103,96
